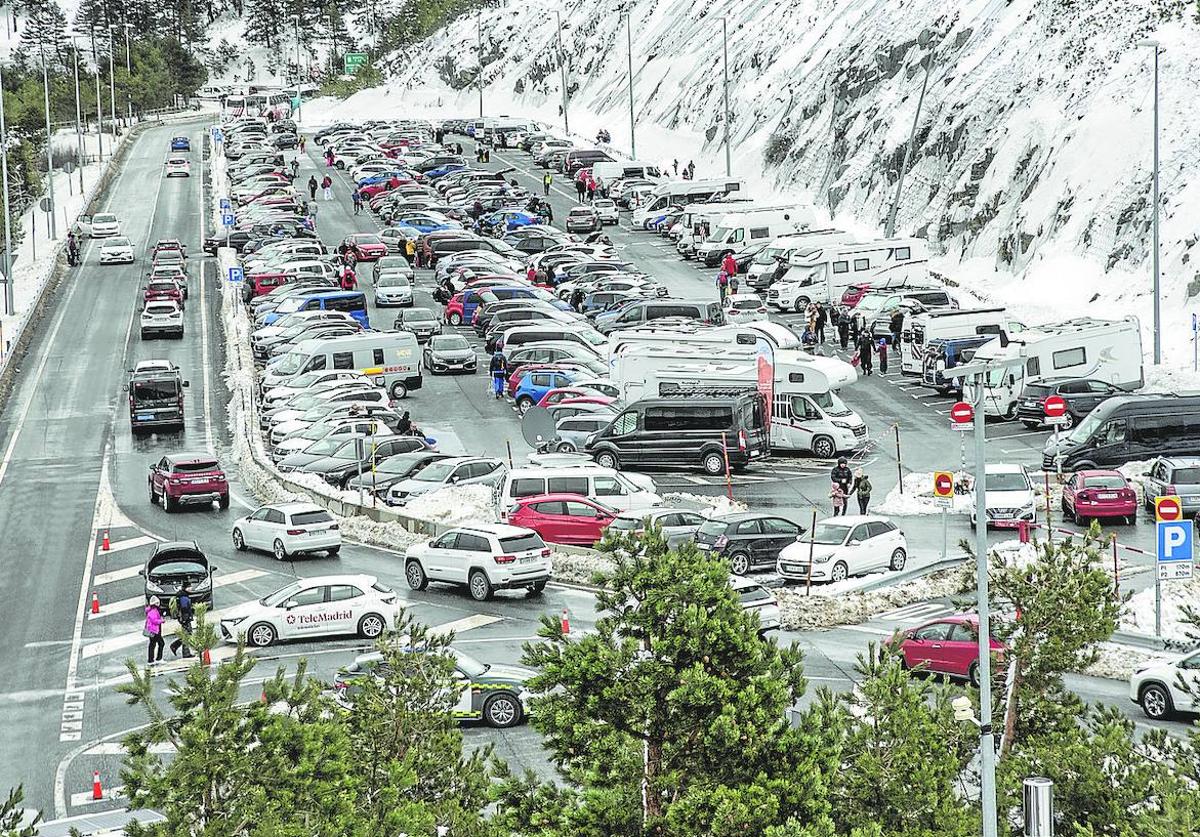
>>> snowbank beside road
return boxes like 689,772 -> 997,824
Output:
875,471 -> 973,517
1122,578 -> 1200,644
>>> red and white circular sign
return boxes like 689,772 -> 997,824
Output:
950,401 -> 974,424
1043,395 -> 1067,418
933,472 -> 954,498
1156,497 -> 1182,522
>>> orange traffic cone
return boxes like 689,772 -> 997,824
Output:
101,530 -> 110,551
260,686 -> 268,703
91,770 -> 103,801
201,648 -> 212,666
560,608 -> 570,635
90,592 -> 100,615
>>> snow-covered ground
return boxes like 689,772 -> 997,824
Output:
1122,577 -> 1200,643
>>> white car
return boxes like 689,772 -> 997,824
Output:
218,574 -> 400,647
970,463 -> 1037,530
98,235 -> 135,264
593,199 -> 619,225
261,370 -> 372,406
1130,649 -> 1200,721
386,456 -> 506,506
232,502 -> 342,560
77,212 -> 120,238
140,301 -> 184,339
730,576 -> 781,632
374,271 -> 414,307
776,515 -> 908,583
403,523 -> 552,601
165,157 -> 191,177
723,293 -> 769,325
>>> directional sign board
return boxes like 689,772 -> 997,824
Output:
219,197 -> 231,209
211,127 -> 224,144
1156,521 -> 1194,580
932,471 -> 954,509
344,52 -> 368,75
227,266 -> 244,284
1155,495 -> 1183,522
221,213 -> 235,227
950,400 -> 973,429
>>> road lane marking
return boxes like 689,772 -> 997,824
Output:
836,625 -> 893,636
199,260 -> 215,453
94,535 -> 156,557
84,742 -> 174,756
92,565 -> 145,586
86,569 -> 266,621
430,614 -> 504,635
877,602 -> 952,621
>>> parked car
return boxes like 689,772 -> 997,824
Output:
423,334 -> 478,374
970,463 -> 1037,530
731,576 -> 781,633
888,614 -> 1005,688
344,451 -> 454,496
1130,649 -> 1200,720
232,502 -> 342,560
693,512 -> 806,575
141,540 -> 215,606
403,523 -> 551,601
604,507 -> 707,548
504,493 -> 618,545
386,456 -> 506,506
592,199 -> 619,225
776,515 -> 907,583
394,307 -> 442,342
148,454 -> 230,512
218,575 -> 401,647
1142,456 -> 1200,517
1017,377 -> 1130,430
565,205 -> 602,233
1060,470 -> 1137,525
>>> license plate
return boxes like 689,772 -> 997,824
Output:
137,413 -> 154,421
1098,492 -> 1117,500
519,556 -> 535,564
696,543 -> 711,551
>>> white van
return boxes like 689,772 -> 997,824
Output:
768,238 -> 929,310
262,332 -> 423,400
746,230 -> 853,290
962,317 -> 1144,418
901,307 -> 1023,375
494,465 -> 662,513
673,199 -> 755,256
591,160 -> 663,184
630,179 -> 743,228
694,205 -> 818,267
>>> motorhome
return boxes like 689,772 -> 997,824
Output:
902,307 -> 1024,375
746,230 -> 852,289
962,317 -> 1144,418
693,205 -> 818,267
767,238 -> 929,310
591,160 -> 663,184
673,199 -> 756,257
609,347 -> 865,456
630,179 -> 743,228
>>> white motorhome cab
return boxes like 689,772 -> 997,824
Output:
962,317 -> 1144,418
901,307 -> 1024,375
607,321 -> 775,362
630,179 -> 743,228
694,205 -> 818,267
262,332 -> 423,401
768,239 -> 929,310
591,160 -> 663,184
673,199 -> 755,255
746,230 -> 852,289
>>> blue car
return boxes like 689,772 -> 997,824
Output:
424,163 -> 468,180
356,171 -> 405,187
481,210 -> 542,233
512,368 -> 584,411
171,136 -> 190,151
396,215 -> 461,234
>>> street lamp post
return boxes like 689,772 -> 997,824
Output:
0,61 -> 13,315
722,17 -> 731,177
292,15 -> 302,123
90,28 -> 105,160
107,26 -> 117,147
70,37 -> 86,194
1138,39 -> 1162,365
554,11 -> 569,135
626,11 -> 635,157
475,10 -> 484,118
40,47 -> 57,240
886,45 -> 935,238
123,23 -> 133,126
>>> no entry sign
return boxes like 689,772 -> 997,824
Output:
933,471 -> 954,498
1043,395 -> 1067,418
1155,495 -> 1183,523
950,401 -> 974,426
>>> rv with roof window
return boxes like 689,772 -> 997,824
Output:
902,308 -> 1025,375
767,238 -> 929,310
693,205 -> 818,267
630,179 -> 743,228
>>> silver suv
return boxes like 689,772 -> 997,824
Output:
1142,457 -> 1200,516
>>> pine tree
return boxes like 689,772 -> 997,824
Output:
244,0 -> 286,50
17,0 -> 68,68
0,786 -> 40,837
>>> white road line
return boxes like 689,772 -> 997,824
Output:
95,535 -> 156,556
84,742 -> 174,756
66,452 -> 114,690
836,625 -> 893,636
430,614 -> 504,635
86,569 -> 266,621
199,260 -> 214,453
92,565 -> 145,587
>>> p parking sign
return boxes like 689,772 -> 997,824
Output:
227,266 -> 244,284
1156,521 -> 1194,580
221,213 -> 235,227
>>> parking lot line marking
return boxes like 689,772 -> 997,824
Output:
986,430 -> 1045,442
837,625 -> 893,636
877,602 -> 953,621
431,614 -> 504,635
84,742 -> 175,756
86,569 -> 265,620
92,565 -> 145,586
95,535 -> 156,556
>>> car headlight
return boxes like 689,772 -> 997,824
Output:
191,576 -> 213,591
813,553 -> 832,564
145,579 -> 165,593
831,421 -> 853,429
223,615 -> 248,626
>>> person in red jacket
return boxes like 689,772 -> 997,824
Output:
721,251 -> 738,277
340,266 -> 357,291
526,266 -> 537,284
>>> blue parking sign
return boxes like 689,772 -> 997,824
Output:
227,267 -> 244,284
219,197 -> 231,209
1156,521 -> 1194,580
221,213 -> 235,227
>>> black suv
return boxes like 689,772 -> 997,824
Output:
141,541 -> 215,606
693,512 -> 806,575
1017,377 -> 1128,430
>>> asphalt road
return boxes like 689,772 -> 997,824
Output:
0,120 -> 1185,824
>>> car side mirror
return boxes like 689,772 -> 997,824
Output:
122,384 -> 129,392
137,569 -> 145,576
210,565 -> 218,572
183,381 -> 190,387
285,599 -> 299,610
1142,471 -> 1150,477
848,539 -> 861,546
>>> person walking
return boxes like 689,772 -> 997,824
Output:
586,177 -> 597,202
721,251 -> 737,278
852,469 -> 873,515
672,158 -> 679,176
307,175 -> 318,201
404,237 -> 417,264
837,311 -> 850,349
716,270 -> 729,303
856,331 -> 874,376
340,266 -> 357,291
488,351 -> 508,399
729,272 -> 740,295
67,231 -> 80,266
169,590 -> 194,658
570,287 -> 585,312
321,174 -> 332,201
830,482 -> 847,517
351,188 -> 364,215
877,337 -> 889,374
299,136 -> 306,154
144,597 -> 164,664
397,411 -> 412,434
831,457 -> 853,496
815,304 -> 828,343
543,171 -> 552,195
575,178 -> 586,202
289,158 -> 299,180
889,309 -> 904,350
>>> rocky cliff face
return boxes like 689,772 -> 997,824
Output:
390,0 -> 1200,294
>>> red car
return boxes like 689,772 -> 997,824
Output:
888,614 -> 1004,687
537,387 -> 601,408
342,233 -> 388,262
503,493 -> 617,545
838,283 -> 873,309
506,362 -> 598,397
144,279 -> 184,309
149,454 -> 230,512
1061,469 -> 1138,525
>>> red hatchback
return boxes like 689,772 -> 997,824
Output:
144,279 -> 184,309
503,493 -> 618,546
1061,469 -> 1137,525
342,233 -> 389,262
889,614 -> 1004,687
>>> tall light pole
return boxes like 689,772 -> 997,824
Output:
625,11 -> 635,157
1138,39 -> 1162,365
0,61 -> 13,315
122,22 -> 133,126
90,27 -> 105,161
886,45 -> 935,238
475,10 -> 483,117
107,25 -> 117,146
70,37 -> 86,194
40,46 -> 57,240
721,17 -> 730,176
292,14 -> 302,123
554,11 -> 569,135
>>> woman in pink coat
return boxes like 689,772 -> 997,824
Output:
145,597 -> 164,664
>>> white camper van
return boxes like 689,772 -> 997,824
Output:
746,230 -> 853,289
673,199 -> 755,256
900,307 -> 1024,375
962,317 -> 1144,418
630,179 -> 743,228
591,160 -> 663,184
768,238 -> 929,310
693,205 -> 817,267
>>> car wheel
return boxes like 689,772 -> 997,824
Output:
358,613 -> 386,639
889,548 -> 907,571
728,551 -> 751,576
517,396 -> 534,414
218,493 -> 230,510
595,450 -> 619,470
811,435 -> 837,459
701,451 -> 726,476
448,312 -> 462,325
148,481 -> 157,504
405,560 -> 429,591
1059,412 -> 1075,430
968,661 -> 981,688
831,561 -> 848,582
272,539 -> 288,561
1139,683 -> 1173,720
527,580 -> 547,596
164,493 -> 177,513
1126,512 -> 1136,526
469,570 -> 494,602
483,693 -> 523,728
232,528 -> 246,551
248,622 -> 277,647
390,381 -> 408,400
556,440 -> 577,453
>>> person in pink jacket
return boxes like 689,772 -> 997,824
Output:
144,597 -> 164,664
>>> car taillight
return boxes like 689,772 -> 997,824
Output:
1166,484 -> 1177,496
1076,490 -> 1092,502
714,535 -> 729,549
329,523 -> 339,530
494,554 -> 516,564
540,548 -> 551,557
738,430 -> 747,451
286,528 -> 306,535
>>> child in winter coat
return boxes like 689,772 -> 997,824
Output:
830,482 -> 847,516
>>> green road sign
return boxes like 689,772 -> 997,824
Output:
344,53 -> 368,74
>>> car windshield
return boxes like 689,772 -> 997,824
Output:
753,245 -> 787,265
274,351 -> 306,375
132,379 -> 178,403
303,437 -> 348,456
809,523 -> 851,545
378,257 -> 407,270
608,516 -> 642,531
94,214 -> 116,224
378,273 -> 410,287
1172,468 -> 1200,484
145,304 -> 177,315
449,648 -> 488,677
1066,410 -> 1104,443
731,298 -> 760,310
174,460 -> 219,473
404,310 -> 436,323
1083,475 -> 1126,489
291,510 -> 334,525
988,472 -> 1031,492
352,234 -> 383,245
261,581 -> 303,607
500,533 -> 546,551
148,560 -> 207,578
412,460 -> 459,482
697,520 -> 728,538
107,237 -> 131,247
811,390 -> 854,418
431,336 -> 469,350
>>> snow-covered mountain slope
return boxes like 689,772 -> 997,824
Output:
315,0 -> 1200,363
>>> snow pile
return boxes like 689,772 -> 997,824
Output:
1121,577 -> 1200,643
661,491 -> 748,517
990,538 -> 1039,570
875,471 -> 973,517
402,484 -> 499,525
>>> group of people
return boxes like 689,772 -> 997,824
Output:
671,159 -> 697,179
308,174 -> 334,201
575,171 -> 605,203
144,590 -> 196,664
829,457 -> 873,516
